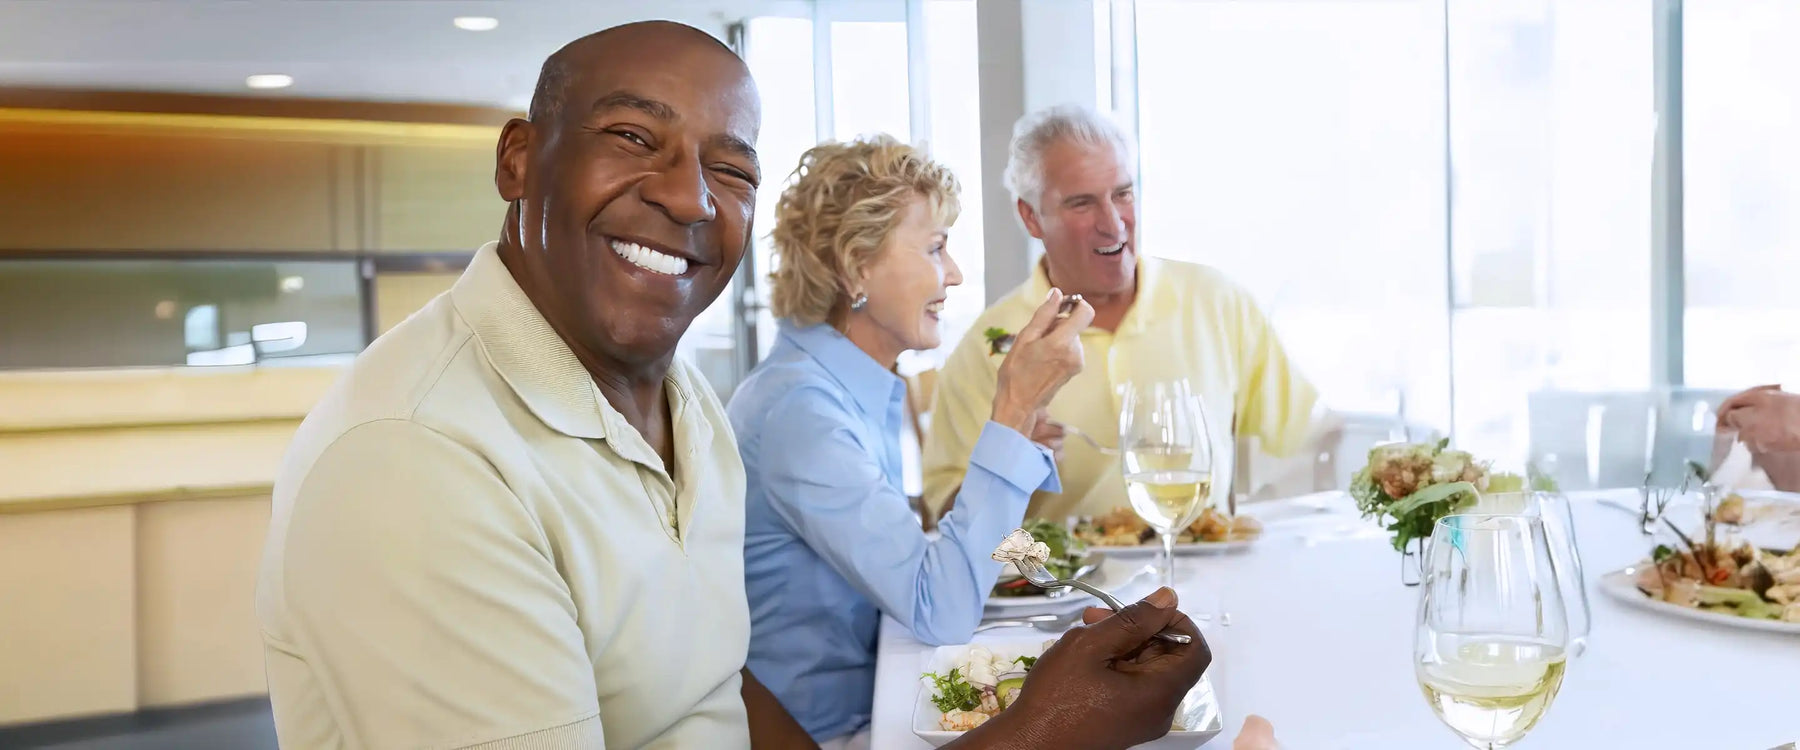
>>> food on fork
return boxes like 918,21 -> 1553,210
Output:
992,528 -> 1051,567
991,520 -> 1090,597
985,295 -> 1087,355
983,327 -> 1016,356
1054,293 -> 1084,319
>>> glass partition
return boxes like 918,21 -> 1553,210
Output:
0,257 -> 364,369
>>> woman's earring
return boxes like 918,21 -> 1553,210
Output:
850,292 -> 869,311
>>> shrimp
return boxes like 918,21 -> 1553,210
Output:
940,710 -> 991,731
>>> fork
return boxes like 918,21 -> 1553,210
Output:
974,611 -> 1084,633
1051,421 -> 1120,456
1012,558 -> 1192,644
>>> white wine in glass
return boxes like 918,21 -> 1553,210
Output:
1123,448 -> 1211,531
1415,514 -> 1570,749
1120,378 -> 1213,588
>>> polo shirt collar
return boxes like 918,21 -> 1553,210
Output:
449,241 -> 612,440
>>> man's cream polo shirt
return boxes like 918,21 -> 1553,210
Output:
922,255 -> 1319,522
255,242 -> 751,749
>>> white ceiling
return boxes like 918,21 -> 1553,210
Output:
0,0 -> 810,111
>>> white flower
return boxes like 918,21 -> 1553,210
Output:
1431,451 -> 1474,484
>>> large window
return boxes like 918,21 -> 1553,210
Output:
1134,0 -> 1451,431
682,15 -> 818,397
1133,0 -> 1667,469
915,0 -> 987,374
1684,0 -> 1800,389
1446,0 -> 1654,463
831,20 -> 913,143
687,2 -> 988,399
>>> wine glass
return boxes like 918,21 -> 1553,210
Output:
1120,377 -> 1214,588
1473,490 -> 1593,656
1416,514 -> 1571,749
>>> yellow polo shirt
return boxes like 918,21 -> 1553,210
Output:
255,242 -> 751,749
922,256 -> 1319,522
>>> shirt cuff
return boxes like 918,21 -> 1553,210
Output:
969,421 -> 1061,495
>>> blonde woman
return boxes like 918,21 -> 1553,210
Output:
726,135 -> 1093,747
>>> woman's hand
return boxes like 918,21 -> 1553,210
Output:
990,288 -> 1094,437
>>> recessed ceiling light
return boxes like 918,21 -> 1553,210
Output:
245,74 -> 293,90
279,276 -> 306,293
453,16 -> 499,31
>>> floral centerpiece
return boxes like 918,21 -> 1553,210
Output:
1350,439 -> 1526,555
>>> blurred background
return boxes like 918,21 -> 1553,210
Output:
0,0 -> 1795,746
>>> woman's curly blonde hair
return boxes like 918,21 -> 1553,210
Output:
769,134 -> 961,327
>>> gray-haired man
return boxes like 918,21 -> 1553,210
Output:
923,104 -> 1325,523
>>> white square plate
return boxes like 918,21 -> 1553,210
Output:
911,639 -> 1224,748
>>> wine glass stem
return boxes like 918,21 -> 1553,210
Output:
1160,531 -> 1177,588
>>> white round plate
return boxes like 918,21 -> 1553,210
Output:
1084,539 -> 1256,557
1599,566 -> 1800,636
985,552 -> 1111,610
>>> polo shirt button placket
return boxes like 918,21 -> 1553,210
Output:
662,489 -> 680,543
639,465 -> 681,544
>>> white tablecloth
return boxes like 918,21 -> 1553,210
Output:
868,491 -> 1800,749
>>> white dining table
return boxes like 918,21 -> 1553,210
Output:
867,490 -> 1800,749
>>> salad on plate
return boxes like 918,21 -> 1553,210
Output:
1632,477 -> 1800,623
921,644 -> 1047,730
920,643 -> 1204,734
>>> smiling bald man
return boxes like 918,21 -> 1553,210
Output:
253,19 -> 1228,750
252,22 -> 808,749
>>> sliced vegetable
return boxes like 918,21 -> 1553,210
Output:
1695,585 -> 1785,619
1696,585 -> 1764,607
995,675 -> 1026,710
